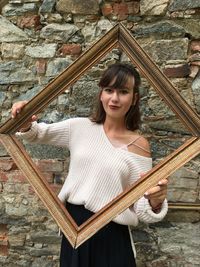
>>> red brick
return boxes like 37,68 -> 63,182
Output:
6,170 -> 27,183
190,41 -> 200,52
28,182 -> 58,196
101,3 -> 113,16
17,15 -> 41,30
163,64 -> 190,78
0,172 -> 8,182
127,1 -> 140,15
28,185 -> 36,195
36,59 -> 46,75
43,172 -> 54,183
58,44 -> 82,56
189,53 -> 200,63
0,224 -> 8,256
0,158 -> 17,171
34,159 -> 64,173
190,61 -> 200,66
49,184 -> 62,195
0,224 -> 7,236
189,65 -> 199,78
113,3 -> 128,20
0,234 -> 7,246
0,245 -> 8,256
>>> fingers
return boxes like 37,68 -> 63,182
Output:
11,101 -> 38,132
141,174 -> 169,211
144,178 -> 168,202
157,178 -> 168,186
31,115 -> 37,122
11,101 -> 28,118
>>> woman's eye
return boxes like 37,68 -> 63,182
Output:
120,89 -> 129,94
104,88 -> 112,93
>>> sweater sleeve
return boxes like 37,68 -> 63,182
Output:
129,156 -> 168,224
133,197 -> 168,224
16,120 -> 71,148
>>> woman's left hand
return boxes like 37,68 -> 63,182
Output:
144,178 -> 168,211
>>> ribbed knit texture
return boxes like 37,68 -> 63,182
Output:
17,118 -> 168,225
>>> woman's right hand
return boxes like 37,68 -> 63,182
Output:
11,100 -> 38,132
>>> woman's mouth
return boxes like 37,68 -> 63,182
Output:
109,105 -> 120,110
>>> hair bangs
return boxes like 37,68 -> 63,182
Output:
110,70 -> 131,90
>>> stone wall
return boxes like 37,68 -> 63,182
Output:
0,0 -> 200,266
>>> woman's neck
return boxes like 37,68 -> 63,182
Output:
103,117 -> 127,135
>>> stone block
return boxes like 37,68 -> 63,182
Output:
127,2 -> 140,15
9,234 -> 26,247
0,224 -> 8,247
17,15 -> 41,30
174,19 -> 200,39
168,0 -> 200,12
190,41 -> 200,52
34,159 -> 64,173
166,210 -> 200,223
29,247 -> 57,257
43,172 -> 54,183
58,44 -> 82,56
25,44 -> 58,59
2,3 -> 38,16
0,15 -> 28,42
6,170 -> 28,184
9,0 -> 24,2
0,245 -> 8,256
40,23 -> 79,42
25,143 -> 69,159
101,3 -> 113,17
163,63 -> 190,78
140,0 -> 169,16
45,58 -> 72,77
168,177 -> 198,189
0,60 -> 38,84
0,158 -> 17,171
189,53 -> 200,63
167,189 -> 197,202
113,3 -> 128,14
35,59 -> 47,75
189,65 -> 199,78
140,38 -> 188,63
5,202 -> 29,217
171,167 -> 198,179
133,20 -> 185,39
39,0 -> 56,13
30,232 -> 60,244
1,43 -> 25,59
49,184 -> 62,195
56,0 -> 99,15
4,182 -> 30,195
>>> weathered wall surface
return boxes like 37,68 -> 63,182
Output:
0,0 -> 199,266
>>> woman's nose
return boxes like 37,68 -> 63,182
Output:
111,90 -> 119,102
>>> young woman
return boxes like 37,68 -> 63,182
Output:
11,63 -> 168,267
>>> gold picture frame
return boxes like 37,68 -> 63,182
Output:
0,23 -> 200,248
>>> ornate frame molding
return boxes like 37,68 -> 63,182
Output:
0,23 -> 200,248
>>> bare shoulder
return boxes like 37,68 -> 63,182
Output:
128,133 -> 151,157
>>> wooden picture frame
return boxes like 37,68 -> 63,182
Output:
0,23 -> 200,248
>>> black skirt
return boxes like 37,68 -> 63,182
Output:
60,202 -> 136,267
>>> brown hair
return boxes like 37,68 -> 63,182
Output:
91,63 -> 141,131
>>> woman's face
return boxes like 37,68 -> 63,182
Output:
100,75 -> 137,121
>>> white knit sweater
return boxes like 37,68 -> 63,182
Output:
17,117 -> 168,226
